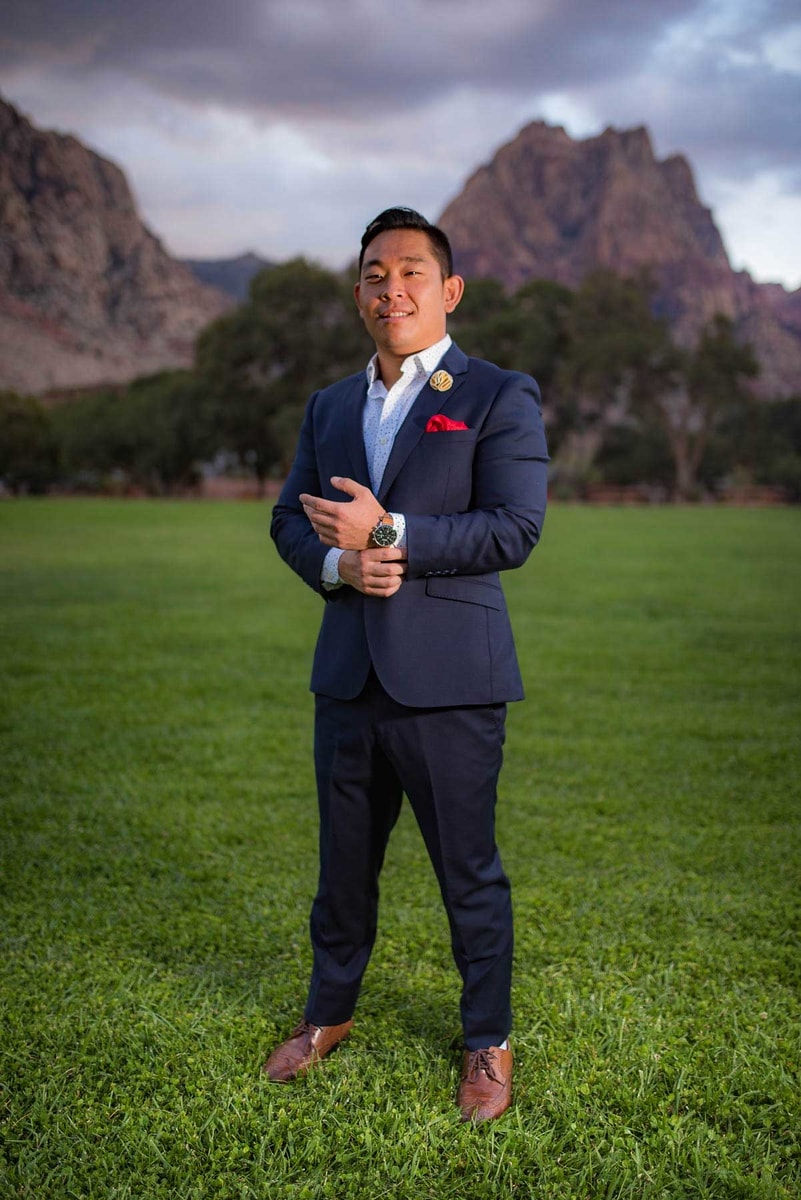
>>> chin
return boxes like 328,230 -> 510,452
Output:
377,332 -> 415,352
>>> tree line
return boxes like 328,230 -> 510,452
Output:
2,259 -> 800,500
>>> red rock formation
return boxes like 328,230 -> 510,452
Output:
439,121 -> 801,397
0,97 -> 230,395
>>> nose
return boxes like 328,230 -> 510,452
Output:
380,272 -> 405,299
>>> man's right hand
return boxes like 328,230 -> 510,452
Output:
338,547 -> 406,597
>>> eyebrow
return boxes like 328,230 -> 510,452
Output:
362,254 -> 428,269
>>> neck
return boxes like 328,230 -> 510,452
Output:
375,350 -> 405,389
374,333 -> 449,389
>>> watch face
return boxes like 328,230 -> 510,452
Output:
372,523 -> 397,547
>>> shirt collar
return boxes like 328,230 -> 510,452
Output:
365,334 -> 452,392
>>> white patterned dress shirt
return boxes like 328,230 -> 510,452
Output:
321,334 -> 452,587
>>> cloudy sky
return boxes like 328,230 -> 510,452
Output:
1,0 -> 800,288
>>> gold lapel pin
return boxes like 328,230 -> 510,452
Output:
430,370 -> 453,392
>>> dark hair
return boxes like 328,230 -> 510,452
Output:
358,207 -> 454,278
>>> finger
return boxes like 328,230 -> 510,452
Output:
371,579 -> 402,597
304,508 -> 337,532
301,496 -> 340,518
306,512 -> 336,532
330,476 -> 365,498
364,564 -> 404,582
361,546 -> 405,562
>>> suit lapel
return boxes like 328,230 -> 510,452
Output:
339,374 -> 371,487
377,343 -> 470,503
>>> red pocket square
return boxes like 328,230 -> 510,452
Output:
426,414 -> 470,433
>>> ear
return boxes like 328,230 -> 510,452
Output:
354,282 -> 365,321
443,274 -> 465,314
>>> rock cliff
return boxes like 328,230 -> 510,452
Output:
0,97 -> 230,395
439,122 -> 801,396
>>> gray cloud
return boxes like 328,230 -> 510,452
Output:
1,0 -> 799,284
3,0 -> 798,168
0,0 -> 703,110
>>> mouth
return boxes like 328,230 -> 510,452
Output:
378,310 -> 413,321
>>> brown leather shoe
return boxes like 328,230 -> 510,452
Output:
262,1018 -> 354,1082
457,1045 -> 513,1122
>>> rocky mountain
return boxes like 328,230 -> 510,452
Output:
0,97 -> 231,396
181,252 -> 274,302
3,102 -> 798,399
439,122 -> 801,397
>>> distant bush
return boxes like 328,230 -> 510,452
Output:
0,391 -> 59,493
51,371 -> 213,494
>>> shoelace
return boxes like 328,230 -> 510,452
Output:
290,1019 -> 320,1041
465,1048 -> 502,1083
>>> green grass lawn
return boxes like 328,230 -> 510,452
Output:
1,499 -> 799,1199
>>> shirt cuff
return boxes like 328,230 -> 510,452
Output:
389,512 -> 406,548
321,547 -> 345,590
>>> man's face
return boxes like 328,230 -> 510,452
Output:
354,228 -> 464,362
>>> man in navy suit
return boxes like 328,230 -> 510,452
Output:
265,207 -> 548,1121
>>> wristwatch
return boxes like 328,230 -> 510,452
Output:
369,513 -> 397,548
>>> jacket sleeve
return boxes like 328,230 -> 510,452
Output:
269,391 -> 331,597
403,372 -> 549,578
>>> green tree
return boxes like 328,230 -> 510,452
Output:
510,279 -> 574,389
0,391 -> 59,493
121,371 -> 216,493
754,396 -> 801,501
652,315 -> 758,500
450,277 -> 572,385
51,388 -> 125,488
448,278 -> 512,361
195,259 -> 368,488
52,371 -> 212,494
449,277 -> 573,461
596,420 -> 674,492
553,270 -> 675,495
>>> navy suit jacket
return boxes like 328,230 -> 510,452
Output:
270,342 -> 549,707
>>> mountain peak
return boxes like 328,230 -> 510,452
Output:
438,120 -> 801,394
440,119 -> 729,289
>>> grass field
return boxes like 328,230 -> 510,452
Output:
1,499 -> 799,1199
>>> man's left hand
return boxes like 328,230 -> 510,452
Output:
300,477 -> 384,549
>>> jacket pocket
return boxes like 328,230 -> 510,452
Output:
423,429 -> 478,444
425,576 -> 504,610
